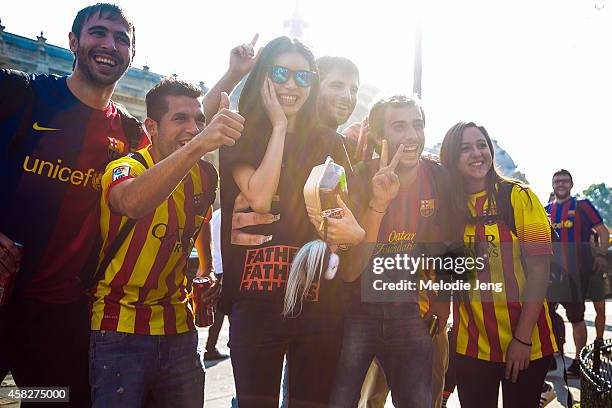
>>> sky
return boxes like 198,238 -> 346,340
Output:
2,0 -> 611,201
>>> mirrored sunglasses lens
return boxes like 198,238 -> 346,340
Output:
295,71 -> 313,87
271,66 -> 289,84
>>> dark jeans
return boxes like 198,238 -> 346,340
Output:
89,330 -> 204,408
330,303 -> 432,408
455,353 -> 553,408
0,295 -> 91,407
229,301 -> 343,408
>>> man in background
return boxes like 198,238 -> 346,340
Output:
545,169 -> 609,376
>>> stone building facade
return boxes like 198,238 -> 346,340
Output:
0,20 -> 206,120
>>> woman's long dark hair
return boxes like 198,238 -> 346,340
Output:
439,122 -> 526,238
238,36 -> 319,157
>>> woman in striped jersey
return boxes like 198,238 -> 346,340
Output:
440,122 -> 557,407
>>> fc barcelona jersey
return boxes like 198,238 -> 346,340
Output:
545,197 -> 603,277
0,70 -> 145,303
454,185 -> 557,362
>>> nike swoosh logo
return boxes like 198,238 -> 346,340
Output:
33,122 -> 61,131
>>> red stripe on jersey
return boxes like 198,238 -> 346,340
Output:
464,295 -> 480,357
161,259 -> 184,335
133,305 -> 152,335
559,202 -> 572,273
105,213 -> 123,254
537,306 -> 555,356
482,301 -> 502,361
580,201 -> 602,226
100,212 -> 155,331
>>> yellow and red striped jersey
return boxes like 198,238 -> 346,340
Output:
91,146 -> 217,335
454,184 -> 557,362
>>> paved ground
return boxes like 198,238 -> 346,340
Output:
1,302 -> 610,407
203,304 -> 608,408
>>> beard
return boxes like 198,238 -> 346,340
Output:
74,44 -> 129,87
317,99 -> 351,129
318,108 -> 342,129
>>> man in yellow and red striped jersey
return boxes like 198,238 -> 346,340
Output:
89,78 -> 244,407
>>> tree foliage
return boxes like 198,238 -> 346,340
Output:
579,183 -> 611,226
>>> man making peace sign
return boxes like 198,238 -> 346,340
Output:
330,95 -> 453,408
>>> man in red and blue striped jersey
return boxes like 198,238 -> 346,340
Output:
545,169 -> 609,376
0,4 -> 259,405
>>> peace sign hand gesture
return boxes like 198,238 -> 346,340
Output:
370,140 -> 402,212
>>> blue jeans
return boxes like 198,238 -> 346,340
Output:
330,303 -> 433,408
89,330 -> 204,408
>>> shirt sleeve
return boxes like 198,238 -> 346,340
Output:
578,199 -> 604,229
511,186 -> 553,257
0,69 -> 33,123
101,155 -> 147,204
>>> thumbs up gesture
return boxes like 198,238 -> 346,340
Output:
195,92 -> 244,153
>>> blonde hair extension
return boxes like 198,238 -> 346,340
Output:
283,240 -> 328,317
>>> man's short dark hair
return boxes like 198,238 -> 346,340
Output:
316,56 -> 360,83
553,169 -> 573,183
72,3 -> 135,48
146,78 -> 203,122
368,95 -> 425,154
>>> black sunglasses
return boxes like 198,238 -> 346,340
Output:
269,65 -> 317,88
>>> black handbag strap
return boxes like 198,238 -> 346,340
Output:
88,151 -> 148,289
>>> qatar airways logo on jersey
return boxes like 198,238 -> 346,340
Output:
22,155 -> 103,190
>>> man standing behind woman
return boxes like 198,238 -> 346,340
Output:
219,36 -> 365,408
440,122 -> 557,407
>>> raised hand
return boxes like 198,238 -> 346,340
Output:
341,122 -> 361,142
354,117 -> 370,161
261,77 -> 288,129
228,33 -> 262,80
194,92 -> 244,152
370,140 -> 402,212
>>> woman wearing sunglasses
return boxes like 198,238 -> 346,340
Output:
219,36 -> 365,408
439,122 -> 557,407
